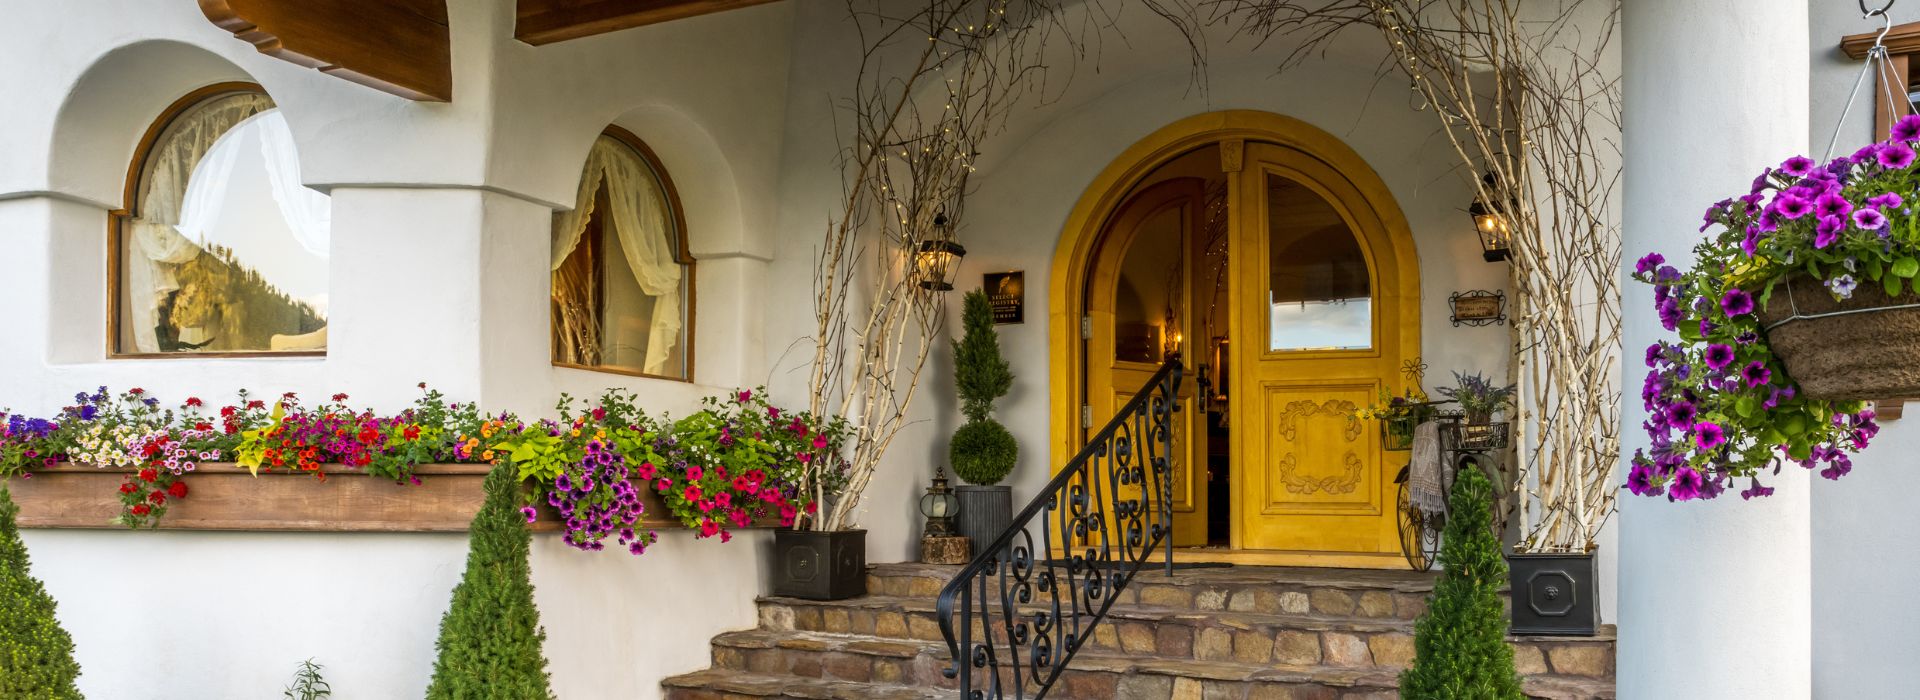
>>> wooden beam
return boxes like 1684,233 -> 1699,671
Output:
516,0 -> 782,45
1840,23 -> 1920,141
199,0 -> 452,102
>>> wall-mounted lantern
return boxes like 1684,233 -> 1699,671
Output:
1469,172 -> 1517,263
916,213 -> 967,291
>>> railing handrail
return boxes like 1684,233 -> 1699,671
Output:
934,356 -> 1182,699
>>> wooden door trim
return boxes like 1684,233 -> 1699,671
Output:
1048,110 -> 1420,564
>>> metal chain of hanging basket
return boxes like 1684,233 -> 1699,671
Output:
1829,0 -> 1909,159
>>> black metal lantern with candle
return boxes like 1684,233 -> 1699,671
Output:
1470,172 -> 1517,263
920,466 -> 959,537
916,213 -> 967,290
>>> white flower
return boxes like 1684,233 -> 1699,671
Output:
1830,274 -> 1859,300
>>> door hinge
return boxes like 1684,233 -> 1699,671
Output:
1082,404 -> 1092,429
1081,315 -> 1093,340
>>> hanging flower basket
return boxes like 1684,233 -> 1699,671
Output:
1443,422 -> 1510,451
1381,414 -> 1421,452
1756,274 -> 1920,401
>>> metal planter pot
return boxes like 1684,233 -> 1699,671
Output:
955,485 -> 1012,558
772,528 -> 867,600
1507,549 -> 1600,636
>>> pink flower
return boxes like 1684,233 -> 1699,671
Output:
687,465 -> 704,481
811,433 -> 828,450
655,478 -> 672,491
637,462 -> 656,480
736,390 -> 753,403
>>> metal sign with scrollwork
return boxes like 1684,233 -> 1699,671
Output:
1449,290 -> 1507,327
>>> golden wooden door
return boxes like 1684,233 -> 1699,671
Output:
1229,142 -> 1414,560
1085,178 -> 1211,548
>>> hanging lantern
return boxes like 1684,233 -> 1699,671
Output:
1469,172 -> 1515,263
919,466 -> 960,537
916,213 -> 967,291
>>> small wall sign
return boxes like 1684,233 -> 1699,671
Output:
983,271 -> 1025,324
1449,290 -> 1507,327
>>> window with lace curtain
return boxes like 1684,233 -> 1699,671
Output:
551,127 -> 694,380
111,84 -> 330,356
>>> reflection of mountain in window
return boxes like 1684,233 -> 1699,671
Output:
116,90 -> 329,355
1266,175 -> 1371,351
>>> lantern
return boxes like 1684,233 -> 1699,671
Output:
919,466 -> 959,537
1469,172 -> 1515,263
916,214 -> 967,291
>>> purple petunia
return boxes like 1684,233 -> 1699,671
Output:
1776,195 -> 1814,219
1721,288 -> 1755,317
1669,467 -> 1706,501
1870,192 -> 1905,210
1882,142 -> 1919,170
1694,422 -> 1727,451
1635,252 -> 1665,277
1815,215 -> 1845,248
1741,361 -> 1772,388
1896,114 -> 1920,141
1814,193 -> 1853,220
1626,463 -> 1663,497
1780,156 -> 1817,177
1740,478 -> 1775,500
1853,207 -> 1887,231
1703,343 -> 1736,371
1666,401 -> 1698,429
1829,274 -> 1859,300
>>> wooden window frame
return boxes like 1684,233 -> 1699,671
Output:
550,125 -> 698,383
107,82 -> 326,360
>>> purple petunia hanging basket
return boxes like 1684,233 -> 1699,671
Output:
1756,274 -> 1920,401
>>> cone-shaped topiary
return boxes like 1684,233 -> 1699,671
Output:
950,289 -> 1018,484
1399,466 -> 1523,699
953,289 -> 1013,423
0,485 -> 84,699
426,464 -> 555,700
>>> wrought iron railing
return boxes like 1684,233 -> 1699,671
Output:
935,357 -> 1182,699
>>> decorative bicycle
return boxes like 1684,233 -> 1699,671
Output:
1393,415 -> 1512,572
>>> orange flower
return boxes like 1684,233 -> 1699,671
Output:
482,450 -> 495,461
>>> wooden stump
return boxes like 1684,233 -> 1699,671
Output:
921,535 -> 972,565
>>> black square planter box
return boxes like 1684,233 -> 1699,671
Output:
1507,550 -> 1599,636
772,528 -> 867,600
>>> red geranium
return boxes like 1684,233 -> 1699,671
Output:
147,491 -> 165,505
167,481 -> 188,498
130,504 -> 150,516
137,468 -> 158,482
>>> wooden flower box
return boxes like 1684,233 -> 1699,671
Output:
5,463 -> 690,533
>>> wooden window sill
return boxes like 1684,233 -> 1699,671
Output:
6,463 -> 722,533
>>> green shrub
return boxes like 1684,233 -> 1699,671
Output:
283,658 -> 331,700
0,485 -> 83,700
953,289 -> 1013,423
426,464 -> 555,700
950,418 -> 1018,486
1399,467 -> 1522,699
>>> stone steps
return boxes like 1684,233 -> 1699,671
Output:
665,562 -> 1616,700
684,628 -> 1612,700
757,594 -> 1614,680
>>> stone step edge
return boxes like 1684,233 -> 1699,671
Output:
708,628 -> 1609,688
662,668 -> 945,700
759,594 -> 1619,644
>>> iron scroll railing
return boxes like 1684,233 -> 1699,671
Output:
934,357 -> 1183,700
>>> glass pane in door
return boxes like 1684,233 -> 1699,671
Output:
1114,203 -> 1186,363
1266,174 -> 1371,351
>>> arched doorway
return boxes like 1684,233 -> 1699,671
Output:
1049,111 -> 1421,568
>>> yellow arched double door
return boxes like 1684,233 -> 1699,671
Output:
1057,112 -> 1420,568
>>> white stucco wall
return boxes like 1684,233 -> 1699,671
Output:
0,1 -> 793,698
1808,2 -> 1920,697
763,0 -> 1525,574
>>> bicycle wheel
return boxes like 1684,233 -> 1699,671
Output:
1396,478 -> 1433,572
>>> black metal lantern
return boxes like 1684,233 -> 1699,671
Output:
919,466 -> 959,537
1469,172 -> 1516,263
916,214 -> 967,290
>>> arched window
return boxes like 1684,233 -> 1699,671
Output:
551,127 -> 694,380
112,84 -> 330,356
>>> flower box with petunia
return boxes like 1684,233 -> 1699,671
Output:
0,384 -> 841,554
1620,118 -> 1920,501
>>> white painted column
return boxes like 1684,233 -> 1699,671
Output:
1619,1 -> 1810,697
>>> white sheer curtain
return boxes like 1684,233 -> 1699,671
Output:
126,92 -> 274,353
254,111 -> 331,258
551,135 -> 685,376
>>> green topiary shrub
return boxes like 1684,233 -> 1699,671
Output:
426,464 -> 555,700
949,418 -> 1018,486
950,289 -> 1018,485
1399,466 -> 1523,699
953,289 -> 1014,423
0,485 -> 84,700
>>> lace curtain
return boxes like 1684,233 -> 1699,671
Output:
551,135 -> 685,376
125,92 -> 274,353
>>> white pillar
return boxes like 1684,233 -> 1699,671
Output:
1619,1 -> 1810,698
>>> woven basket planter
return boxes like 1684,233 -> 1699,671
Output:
1756,274 -> 1920,401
